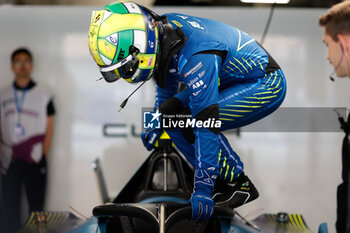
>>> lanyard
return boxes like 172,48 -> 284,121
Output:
13,83 -> 28,124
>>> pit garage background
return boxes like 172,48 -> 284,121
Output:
0,2 -> 350,232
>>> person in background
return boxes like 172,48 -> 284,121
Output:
319,1 -> 350,232
0,48 -> 55,232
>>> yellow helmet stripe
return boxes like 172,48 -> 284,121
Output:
89,10 -> 107,66
99,14 -> 146,37
97,39 -> 115,62
138,54 -> 157,69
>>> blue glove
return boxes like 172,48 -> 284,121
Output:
190,189 -> 214,222
190,168 -> 218,222
141,128 -> 162,151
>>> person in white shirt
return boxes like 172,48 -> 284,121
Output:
0,48 -> 55,232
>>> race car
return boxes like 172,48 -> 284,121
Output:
20,133 -> 328,233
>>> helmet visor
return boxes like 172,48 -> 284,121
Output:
99,46 -> 140,83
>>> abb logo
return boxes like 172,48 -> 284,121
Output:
192,80 -> 204,89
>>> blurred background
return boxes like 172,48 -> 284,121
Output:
0,0 -> 349,232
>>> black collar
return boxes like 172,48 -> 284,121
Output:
13,80 -> 36,90
153,17 -> 187,89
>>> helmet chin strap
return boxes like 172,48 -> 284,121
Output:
118,78 -> 149,112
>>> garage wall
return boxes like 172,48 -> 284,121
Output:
0,5 -> 349,231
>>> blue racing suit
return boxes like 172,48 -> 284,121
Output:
154,13 -> 286,192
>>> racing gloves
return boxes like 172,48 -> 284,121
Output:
141,128 -> 162,151
190,167 -> 217,222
